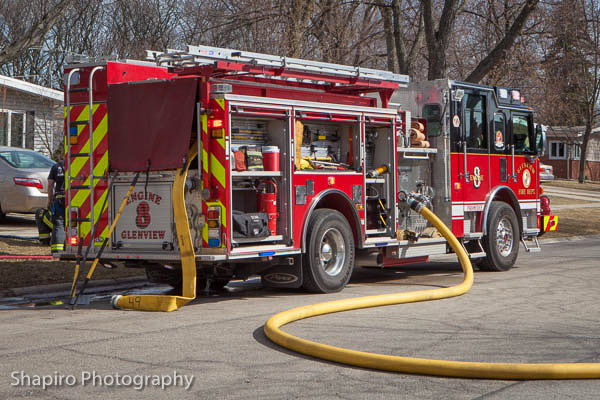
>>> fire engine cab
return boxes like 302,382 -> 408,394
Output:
62,45 -> 556,294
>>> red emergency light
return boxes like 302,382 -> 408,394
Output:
211,119 -> 224,128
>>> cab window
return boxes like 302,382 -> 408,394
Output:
492,113 -> 506,152
423,104 -> 441,137
512,115 -> 532,154
464,94 -> 487,151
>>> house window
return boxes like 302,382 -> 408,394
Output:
549,141 -> 566,160
0,112 -> 8,146
0,110 -> 28,148
570,144 -> 581,160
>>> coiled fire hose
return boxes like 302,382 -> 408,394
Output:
111,145 -> 198,312
264,197 -> 600,380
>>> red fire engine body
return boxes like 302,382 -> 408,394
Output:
61,45 -> 557,293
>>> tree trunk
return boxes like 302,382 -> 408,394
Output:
423,0 -> 460,80
578,123 -> 592,183
378,4 -> 399,73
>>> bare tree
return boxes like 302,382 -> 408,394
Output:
423,0 -> 462,79
0,0 -> 76,67
576,0 -> 600,182
378,0 -> 425,76
464,0 -> 540,82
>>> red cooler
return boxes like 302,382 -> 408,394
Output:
262,146 -> 280,171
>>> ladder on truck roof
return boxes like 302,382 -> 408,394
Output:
146,44 -> 409,87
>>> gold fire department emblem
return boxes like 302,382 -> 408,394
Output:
523,169 -> 531,188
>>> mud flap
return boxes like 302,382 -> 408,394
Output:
261,256 -> 303,289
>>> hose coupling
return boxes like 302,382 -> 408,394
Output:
407,197 -> 424,213
111,295 -> 122,309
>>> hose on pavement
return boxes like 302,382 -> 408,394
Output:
264,198 -> 600,380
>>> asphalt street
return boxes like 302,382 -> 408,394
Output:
1,236 -> 599,399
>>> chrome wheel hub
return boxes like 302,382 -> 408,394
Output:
495,216 -> 514,257
318,227 -> 346,277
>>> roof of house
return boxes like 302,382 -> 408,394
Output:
0,74 -> 63,102
545,125 -> 600,139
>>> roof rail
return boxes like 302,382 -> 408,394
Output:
146,45 -> 409,87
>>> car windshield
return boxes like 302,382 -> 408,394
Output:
0,150 -> 54,169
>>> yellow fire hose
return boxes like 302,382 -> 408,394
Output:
111,145 -> 198,312
264,202 -> 600,380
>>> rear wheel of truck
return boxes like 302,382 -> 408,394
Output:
145,263 -> 182,288
478,201 -> 519,272
197,278 -> 230,292
302,209 -> 354,293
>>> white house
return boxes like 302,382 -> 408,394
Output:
0,75 -> 63,158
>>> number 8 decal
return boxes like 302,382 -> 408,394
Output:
136,201 -> 151,228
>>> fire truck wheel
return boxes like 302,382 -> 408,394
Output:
302,209 -> 355,293
145,264 -> 182,288
479,201 -> 519,271
197,278 -> 230,291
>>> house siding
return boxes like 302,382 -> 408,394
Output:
0,86 -> 63,158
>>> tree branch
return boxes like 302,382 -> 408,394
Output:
0,0 -> 77,67
465,0 -> 540,83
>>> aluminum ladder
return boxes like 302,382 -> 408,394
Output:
64,66 -> 105,245
146,44 -> 409,86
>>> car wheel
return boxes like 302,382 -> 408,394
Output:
478,202 -> 519,272
302,209 -> 354,293
0,202 -> 6,222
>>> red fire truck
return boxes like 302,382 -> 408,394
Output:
61,45 -> 557,293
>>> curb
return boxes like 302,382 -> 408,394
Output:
539,233 -> 600,244
1,276 -> 150,301
0,234 -> 38,240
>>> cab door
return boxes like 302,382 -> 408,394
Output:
461,91 -> 491,232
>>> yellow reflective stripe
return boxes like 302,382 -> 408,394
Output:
216,134 -> 225,150
201,114 -> 209,174
202,149 -> 208,173
219,199 -> 226,228
68,105 -> 92,177
210,153 -> 226,188
79,152 -> 109,240
51,244 -> 64,250
202,113 -> 208,132
42,215 -> 53,228
215,98 -> 225,110
70,105 -> 104,178
39,233 -> 50,239
543,216 -> 558,231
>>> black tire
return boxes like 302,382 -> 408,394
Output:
145,264 -> 182,288
197,278 -> 230,292
302,208 -> 355,293
0,202 -> 6,222
478,201 -> 519,271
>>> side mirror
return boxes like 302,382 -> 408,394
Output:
535,125 -> 546,157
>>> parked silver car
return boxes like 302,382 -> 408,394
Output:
0,146 -> 55,220
539,163 -> 555,183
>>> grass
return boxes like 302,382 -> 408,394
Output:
541,207 -> 600,238
545,179 -> 600,192
0,238 -> 144,290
